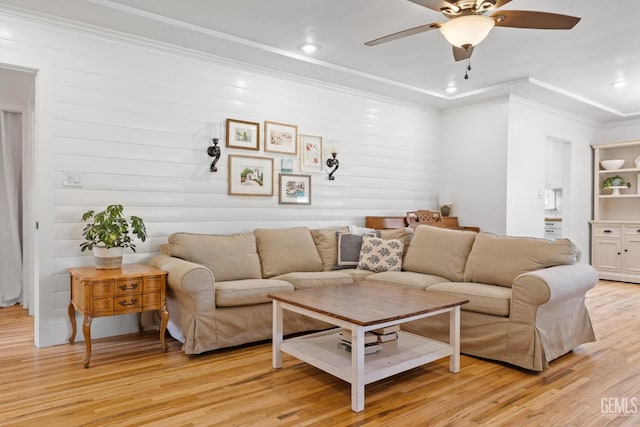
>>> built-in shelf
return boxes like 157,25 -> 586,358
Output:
592,140 -> 640,284
598,194 -> 640,198
598,168 -> 640,174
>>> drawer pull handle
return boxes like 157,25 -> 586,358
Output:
118,299 -> 138,307
119,284 -> 138,291
637,229 -> 640,233
604,230 -> 612,233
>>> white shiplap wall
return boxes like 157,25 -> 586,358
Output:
0,11 -> 442,346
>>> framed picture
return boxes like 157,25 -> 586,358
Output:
281,158 -> 294,172
279,173 -> 311,205
299,134 -> 323,172
226,119 -> 260,151
265,121 -> 298,155
228,155 -> 274,196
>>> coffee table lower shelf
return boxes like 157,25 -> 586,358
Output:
281,328 -> 452,386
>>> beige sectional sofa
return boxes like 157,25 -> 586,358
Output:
149,225 -> 597,371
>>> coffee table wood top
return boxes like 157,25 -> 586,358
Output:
268,281 -> 468,326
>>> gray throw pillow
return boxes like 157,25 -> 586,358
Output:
335,232 -> 379,268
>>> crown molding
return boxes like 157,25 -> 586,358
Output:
0,4 -> 444,112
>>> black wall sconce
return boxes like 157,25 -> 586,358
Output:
207,138 -> 221,172
327,152 -> 339,180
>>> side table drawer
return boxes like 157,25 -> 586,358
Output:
92,298 -> 114,316
115,296 -> 142,314
143,275 -> 165,292
91,280 -> 115,299
142,292 -> 161,309
116,277 -> 142,296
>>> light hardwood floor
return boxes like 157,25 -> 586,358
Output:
0,281 -> 638,426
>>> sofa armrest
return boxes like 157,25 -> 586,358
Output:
509,263 -> 597,368
149,254 -> 215,299
148,254 -> 218,354
512,263 -> 598,308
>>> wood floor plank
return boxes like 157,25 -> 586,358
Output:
0,280 -> 638,426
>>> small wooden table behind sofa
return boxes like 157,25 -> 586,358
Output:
366,212 -> 480,232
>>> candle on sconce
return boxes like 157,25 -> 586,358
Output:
331,144 -> 339,155
208,123 -> 221,140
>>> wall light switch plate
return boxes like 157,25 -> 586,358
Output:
63,169 -> 83,187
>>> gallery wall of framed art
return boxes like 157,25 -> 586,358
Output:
221,117 -> 337,203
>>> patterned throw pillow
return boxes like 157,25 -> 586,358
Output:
357,235 -> 404,273
335,232 -> 379,268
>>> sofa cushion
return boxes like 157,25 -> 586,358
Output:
311,227 -> 349,271
380,228 -> 413,257
168,232 -> 262,282
402,225 -> 477,282
254,227 -> 323,278
367,271 -> 450,290
425,282 -> 511,317
463,233 -> 579,288
338,268 -> 376,282
273,272 -> 353,290
357,235 -> 404,273
215,279 -> 294,307
336,232 -> 379,268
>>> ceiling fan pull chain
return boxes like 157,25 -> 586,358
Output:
465,53 -> 471,80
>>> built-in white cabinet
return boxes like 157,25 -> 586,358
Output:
591,140 -> 640,283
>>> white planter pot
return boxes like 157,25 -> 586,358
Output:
93,246 -> 124,270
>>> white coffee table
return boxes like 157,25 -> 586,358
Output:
269,281 -> 468,412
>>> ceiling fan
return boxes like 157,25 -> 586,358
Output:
365,0 -> 580,79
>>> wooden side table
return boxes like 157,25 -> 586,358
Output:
68,263 -> 169,368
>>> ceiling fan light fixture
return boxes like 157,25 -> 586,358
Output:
300,43 -> 318,53
611,80 -> 629,89
440,15 -> 495,48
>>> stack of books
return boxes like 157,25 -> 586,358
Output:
370,325 -> 400,343
337,330 -> 382,355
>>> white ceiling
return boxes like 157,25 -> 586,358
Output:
1,0 -> 639,123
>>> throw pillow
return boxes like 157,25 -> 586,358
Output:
348,225 -> 376,235
311,227 -> 348,271
168,232 -> 262,282
335,232 -> 379,268
357,235 -> 404,273
254,227 -> 323,278
402,225 -> 477,282
463,232 -> 579,287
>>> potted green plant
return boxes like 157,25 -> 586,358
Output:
80,204 -> 147,269
602,175 -> 632,196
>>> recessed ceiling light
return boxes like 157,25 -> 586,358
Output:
445,86 -> 457,94
301,43 -> 318,53
611,80 -> 629,88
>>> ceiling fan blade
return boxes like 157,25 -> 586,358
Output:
408,0 -> 458,13
365,22 -> 441,46
491,10 -> 581,29
453,45 -> 474,61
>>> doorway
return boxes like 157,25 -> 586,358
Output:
0,66 -> 36,316
544,137 -> 572,240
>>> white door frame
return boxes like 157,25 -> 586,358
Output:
0,64 -> 39,336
